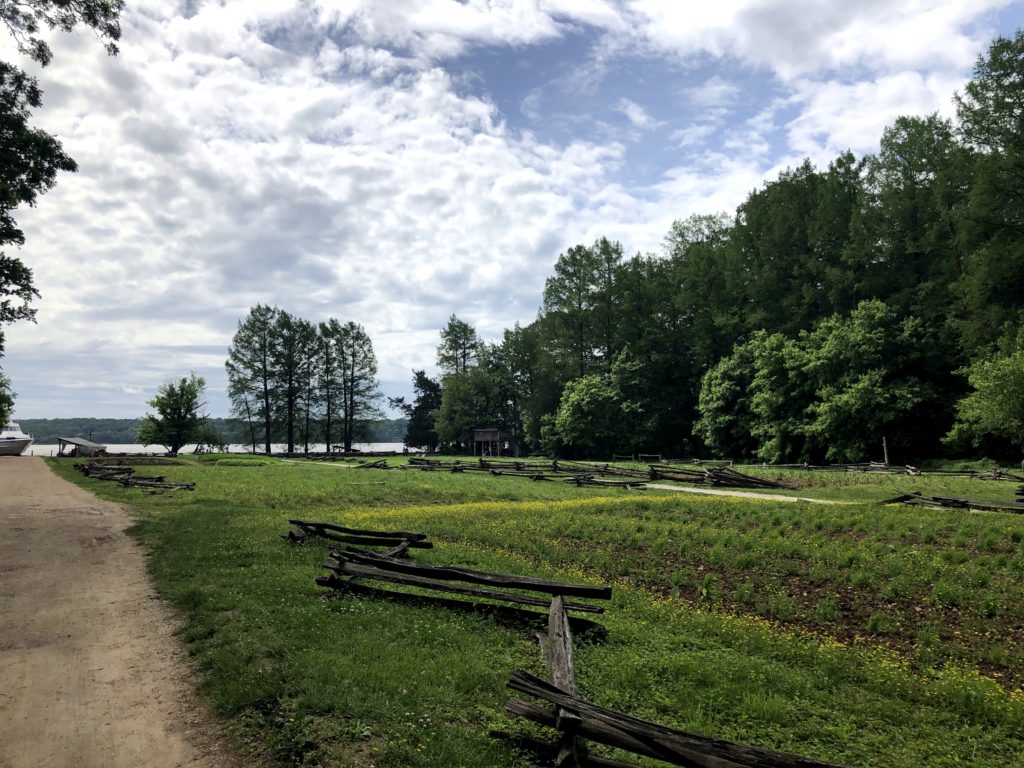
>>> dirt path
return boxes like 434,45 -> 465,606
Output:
646,483 -> 845,504
0,457 -> 238,768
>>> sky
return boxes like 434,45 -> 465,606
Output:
5,0 -> 1024,419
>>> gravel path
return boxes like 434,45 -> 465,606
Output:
646,483 -> 845,504
0,457 -> 238,768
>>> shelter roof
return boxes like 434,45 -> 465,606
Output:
57,437 -> 108,449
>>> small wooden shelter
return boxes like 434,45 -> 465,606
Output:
57,437 -> 108,457
472,427 -> 513,457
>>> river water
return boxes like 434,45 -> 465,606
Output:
26,442 -> 407,457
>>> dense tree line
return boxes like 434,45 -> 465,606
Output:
226,306 -> 383,453
407,32 -> 1024,462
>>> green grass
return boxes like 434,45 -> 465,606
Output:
48,457 -> 1024,767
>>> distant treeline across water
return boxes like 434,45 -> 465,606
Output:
17,417 -> 409,446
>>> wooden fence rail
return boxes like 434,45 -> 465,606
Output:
295,522 -> 853,767
884,491 -> 1024,514
501,598 -> 855,768
74,462 -> 195,491
285,519 -> 431,556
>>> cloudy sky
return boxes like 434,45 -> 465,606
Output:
5,0 -> 1023,419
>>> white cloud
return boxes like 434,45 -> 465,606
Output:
6,6 -> 628,416
615,97 -> 661,130
785,70 -> 963,162
621,0 -> 1011,79
670,124 -> 715,147
685,76 -> 741,109
313,0 -> 620,61
3,0 -> 1016,417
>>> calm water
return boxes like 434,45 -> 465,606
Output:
26,442 -> 407,457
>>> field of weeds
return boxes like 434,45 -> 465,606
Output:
50,456 -> 1024,767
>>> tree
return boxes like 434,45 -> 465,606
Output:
945,342 -> 1024,456
1,1 -> 124,67
269,310 -> 314,454
552,374 -> 619,458
0,371 -> 14,425
319,319 -> 346,452
803,301 -> 937,463
334,321 -> 383,451
294,318 -> 319,453
137,373 -> 209,454
437,314 -> 481,375
390,370 -> 442,451
954,31 -> 1024,349
747,331 -> 814,463
0,0 -> 124,360
849,115 -> 966,320
548,350 -> 651,458
541,238 -> 623,379
0,252 -> 39,362
434,364 -> 500,452
694,341 -> 759,459
226,305 -> 280,454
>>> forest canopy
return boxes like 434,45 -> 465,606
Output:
404,31 -> 1024,463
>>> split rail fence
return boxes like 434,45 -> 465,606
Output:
885,491 -> 1024,514
286,518 -> 856,768
73,461 -> 195,491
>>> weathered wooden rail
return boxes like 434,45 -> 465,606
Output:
294,521 -> 855,767
884,491 -> 1024,514
650,464 -> 795,490
566,476 -> 646,489
499,598 -> 855,768
742,463 -> 1024,481
74,462 -> 195,491
318,547 -> 611,612
285,519 -> 432,555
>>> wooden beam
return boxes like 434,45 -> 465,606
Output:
547,596 -> 586,767
507,671 -> 855,768
331,549 -> 612,600
288,519 -> 427,540
318,563 -> 604,613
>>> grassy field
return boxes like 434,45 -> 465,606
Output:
49,455 -> 1024,767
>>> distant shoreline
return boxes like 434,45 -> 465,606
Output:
26,442 -> 408,457
13,417 -> 409,446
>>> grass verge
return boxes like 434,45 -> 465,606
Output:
48,457 -> 1024,767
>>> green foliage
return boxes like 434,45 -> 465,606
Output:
436,314 -> 481,375
137,373 -> 209,454
694,341 -> 758,458
391,370 -> 442,451
434,366 -> 499,451
550,350 -> 653,456
946,344 -> 1024,453
414,32 -> 1024,462
553,373 -> 619,457
697,301 -> 950,463
542,238 -> 623,379
0,371 -> 14,425
804,301 -> 937,462
226,304 -> 278,453
228,307 -> 382,454
954,30 -> 1024,349
0,0 -> 123,67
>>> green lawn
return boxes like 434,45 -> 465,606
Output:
49,457 -> 1024,767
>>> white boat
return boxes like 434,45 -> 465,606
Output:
0,422 -> 33,456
